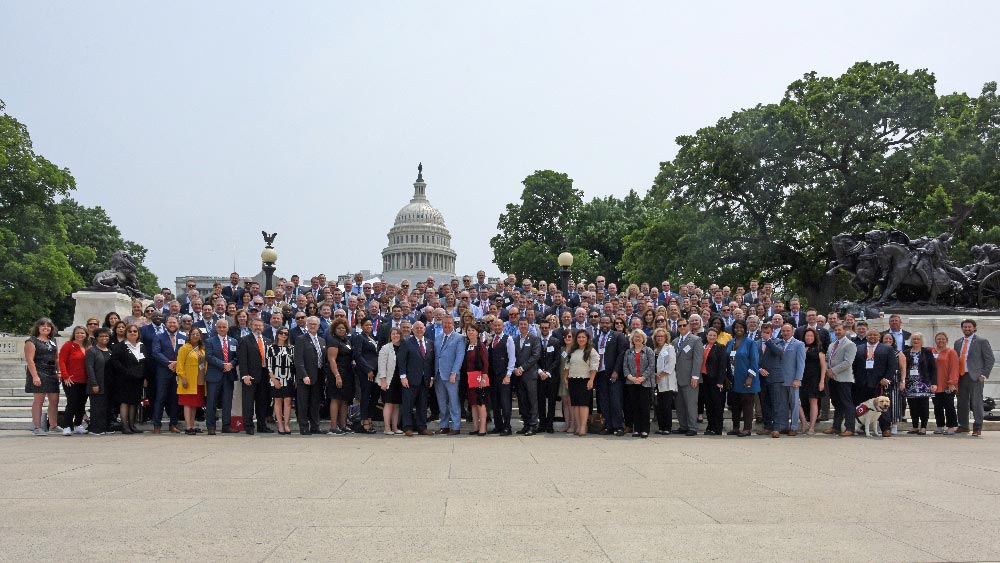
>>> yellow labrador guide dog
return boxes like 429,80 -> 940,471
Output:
855,396 -> 891,437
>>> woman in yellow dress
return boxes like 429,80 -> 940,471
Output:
176,328 -> 207,435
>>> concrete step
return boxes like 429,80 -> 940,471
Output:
0,378 -> 24,390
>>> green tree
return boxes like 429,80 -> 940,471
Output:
0,101 -> 159,333
491,170 -> 583,282
569,190 -> 646,283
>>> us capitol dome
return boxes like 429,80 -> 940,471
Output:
380,163 -> 457,285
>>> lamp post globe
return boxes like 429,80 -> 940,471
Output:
557,251 -> 573,295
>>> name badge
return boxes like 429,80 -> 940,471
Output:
177,339 -> 185,346
467,345 -> 475,351
546,346 -> 554,353
865,358 -> 874,369
523,343 -> 530,347
910,367 -> 919,376
598,347 -> 606,355
230,345 -> 237,352
933,353 -> 939,360
683,345 -> 691,354
730,351 -> 736,358
561,351 -> 568,358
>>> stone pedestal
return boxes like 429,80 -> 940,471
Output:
865,314 -> 1000,398
60,291 -> 136,338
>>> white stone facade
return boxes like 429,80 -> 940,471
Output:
380,168 -> 457,285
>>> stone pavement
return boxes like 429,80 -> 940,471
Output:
1,429 -> 998,562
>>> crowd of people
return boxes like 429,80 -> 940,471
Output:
23,270 -> 995,438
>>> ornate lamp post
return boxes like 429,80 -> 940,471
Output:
558,250 -> 574,295
261,231 -> 278,292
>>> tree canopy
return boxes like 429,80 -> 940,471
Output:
0,100 -> 158,333
492,62 -> 1000,307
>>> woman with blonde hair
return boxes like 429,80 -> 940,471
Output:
58,326 -> 91,435
623,329 -> 655,438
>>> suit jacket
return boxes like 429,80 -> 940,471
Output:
204,333 -> 239,383
673,332 -> 704,386
794,324 -> 831,350
537,333 -> 562,377
352,332 -> 380,378
786,310 -> 805,328
702,343 -> 728,387
151,330 -> 185,372
435,330 -> 466,379
853,342 -> 895,388
742,292 -> 760,305
293,333 -> 326,385
880,329 -> 912,351
376,317 -> 402,347
953,335 -> 996,379
777,337 -> 806,386
237,333 -> 272,382
594,329 -> 627,375
289,324 -> 308,343
221,285 -> 245,304
826,337 -> 857,383
397,335 -> 435,386
759,337 -> 787,384
513,332 -> 542,381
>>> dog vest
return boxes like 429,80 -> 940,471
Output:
855,404 -> 870,417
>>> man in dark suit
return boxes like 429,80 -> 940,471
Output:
289,312 -> 309,342
487,317 -> 516,435
742,279 -> 761,306
513,318 -> 542,435
293,316 -> 325,435
793,309 -> 831,350
786,299 -> 804,328
377,305 -> 404,347
193,303 -> 220,336
594,315 -> 627,435
880,314 -> 912,351
397,320 -> 435,436
221,272 -> 245,304
204,319 -> 239,434
150,315 -> 183,434
536,319 -> 562,433
237,319 -> 273,434
852,329 -> 895,436
263,312 -> 285,341
543,292 -> 571,324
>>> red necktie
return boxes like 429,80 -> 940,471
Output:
419,339 -> 426,357
222,338 -> 229,362
493,335 -> 499,348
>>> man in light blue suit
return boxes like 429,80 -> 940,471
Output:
776,323 -> 806,436
434,316 -> 466,434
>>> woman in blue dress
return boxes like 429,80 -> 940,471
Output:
725,320 -> 759,437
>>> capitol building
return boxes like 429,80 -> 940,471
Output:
379,164 -> 457,285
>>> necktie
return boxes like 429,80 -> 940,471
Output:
170,333 -> 176,351
257,335 -> 265,364
671,320 -> 677,332
311,335 -> 321,364
222,338 -> 229,362
831,339 -> 839,356
960,337 -> 970,373
419,339 -> 426,357
492,335 -> 499,348
443,333 -> 450,348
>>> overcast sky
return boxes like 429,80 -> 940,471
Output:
3,1 -> 998,287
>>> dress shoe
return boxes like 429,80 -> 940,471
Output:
545,427 -> 554,434
973,429 -> 982,436
404,430 -> 414,437
258,427 -> 275,434
738,430 -> 752,437
448,429 -> 460,436
299,430 -> 312,436
771,431 -> 780,438
613,430 -> 625,437
207,429 -> 216,435
704,430 -> 719,436
437,428 -> 450,435
523,429 -> 536,436
632,432 -> 641,438
883,430 -> 892,437
788,430 -> 798,437
487,428 -> 502,434
656,430 -> 671,435
169,426 -> 181,433
221,428 -> 238,434
516,427 -> 528,435
756,429 -> 772,436
245,428 -> 255,435
726,430 -> 740,436
956,427 -> 970,433
500,429 -> 513,436
839,430 -> 854,437
152,427 -> 162,434
418,429 -> 434,436
779,429 -> 789,435
685,430 -> 697,437
821,428 -> 837,434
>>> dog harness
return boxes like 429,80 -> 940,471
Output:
855,404 -> 870,417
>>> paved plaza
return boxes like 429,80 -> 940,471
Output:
1,429 -> 998,562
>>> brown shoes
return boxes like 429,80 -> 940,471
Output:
883,430 -> 892,437
771,431 -> 780,438
956,427 -> 970,433
757,430 -> 772,436
418,429 -> 434,436
152,427 -> 161,434
788,430 -> 798,437
404,430 -> 414,437
437,428 -> 450,435
972,429 -> 982,436
839,431 -> 855,437
207,429 -> 216,435
821,428 -> 837,435
169,426 -> 180,434
448,430 -> 460,436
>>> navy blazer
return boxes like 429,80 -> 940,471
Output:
352,332 -> 380,378
853,342 -> 895,388
396,335 -> 435,386
759,337 -> 786,384
205,333 -> 239,383
151,330 -> 186,371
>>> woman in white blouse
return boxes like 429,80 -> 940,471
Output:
650,328 -> 677,435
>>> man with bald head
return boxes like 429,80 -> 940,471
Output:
204,319 -> 239,435
397,321 -> 436,436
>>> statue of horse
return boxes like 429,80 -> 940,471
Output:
875,243 -> 959,305
827,234 -> 878,301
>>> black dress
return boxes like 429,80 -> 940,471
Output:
109,341 -> 146,405
325,334 -> 356,402
24,336 -> 59,394
385,344 -> 403,405
266,345 -> 296,399
801,346 -> 822,399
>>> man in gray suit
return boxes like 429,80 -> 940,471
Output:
955,319 -> 996,436
673,318 -> 703,436
513,318 -> 542,436
823,323 -> 858,436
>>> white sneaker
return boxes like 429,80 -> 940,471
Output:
384,430 -> 394,436
74,426 -> 88,435
32,428 -> 47,436
62,427 -> 72,436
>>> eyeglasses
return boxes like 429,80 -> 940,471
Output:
678,323 -> 689,327
655,319 -> 666,323
589,314 -> 599,318
295,316 -> 306,320
278,331 -> 288,336
87,322 -> 99,326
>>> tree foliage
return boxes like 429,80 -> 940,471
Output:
0,100 -> 158,333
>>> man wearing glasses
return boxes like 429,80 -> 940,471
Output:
289,313 -> 309,342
